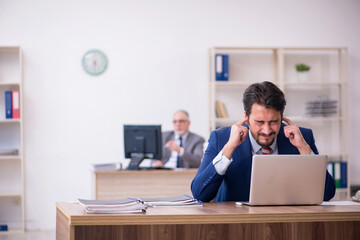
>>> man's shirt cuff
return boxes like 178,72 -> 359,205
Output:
212,150 -> 232,175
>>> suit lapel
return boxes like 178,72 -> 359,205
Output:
232,135 -> 252,166
237,135 -> 252,160
183,132 -> 191,149
231,135 -> 252,196
277,124 -> 298,154
168,131 -> 175,142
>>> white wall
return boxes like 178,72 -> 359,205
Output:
0,0 -> 359,230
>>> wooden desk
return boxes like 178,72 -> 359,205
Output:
56,202 -> 360,240
94,169 -> 197,200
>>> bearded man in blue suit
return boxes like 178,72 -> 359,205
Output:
191,81 -> 335,202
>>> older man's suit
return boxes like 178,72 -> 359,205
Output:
161,131 -> 205,168
191,123 -> 336,202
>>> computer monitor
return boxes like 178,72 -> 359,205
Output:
124,125 -> 162,170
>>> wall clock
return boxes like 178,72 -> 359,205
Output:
82,49 -> 108,75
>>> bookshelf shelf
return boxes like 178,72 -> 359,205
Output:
209,46 -> 349,199
212,81 -> 255,87
284,81 -> 343,87
0,46 -> 24,231
286,116 -> 346,122
0,192 -> 22,197
0,156 -> 21,160
0,82 -> 20,86
0,229 -> 24,235
213,118 -> 238,124
0,119 -> 21,123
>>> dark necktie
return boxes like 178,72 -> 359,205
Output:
176,136 -> 183,168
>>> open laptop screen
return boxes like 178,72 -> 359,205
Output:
248,155 -> 327,206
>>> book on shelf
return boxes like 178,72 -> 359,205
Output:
0,148 -> 19,156
78,194 -> 202,214
5,91 -> 12,119
306,98 -> 337,117
215,101 -> 228,118
215,54 -> 229,81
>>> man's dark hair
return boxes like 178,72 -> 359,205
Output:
242,81 -> 286,116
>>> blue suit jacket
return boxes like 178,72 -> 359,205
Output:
191,123 -> 336,202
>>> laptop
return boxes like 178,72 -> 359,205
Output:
243,154 -> 327,206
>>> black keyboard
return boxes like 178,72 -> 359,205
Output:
138,167 -> 173,170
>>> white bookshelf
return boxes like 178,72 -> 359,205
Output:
209,47 -> 349,199
0,46 -> 24,232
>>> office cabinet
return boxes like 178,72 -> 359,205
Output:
209,47 -> 349,199
94,169 -> 197,200
0,46 -> 24,232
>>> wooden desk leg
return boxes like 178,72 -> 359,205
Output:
56,208 -> 74,240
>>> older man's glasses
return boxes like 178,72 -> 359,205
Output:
173,120 -> 188,124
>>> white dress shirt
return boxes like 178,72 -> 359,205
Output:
213,130 -> 277,175
213,130 -> 314,175
164,132 -> 187,168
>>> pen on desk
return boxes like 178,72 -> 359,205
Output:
184,194 -> 194,199
128,197 -> 143,203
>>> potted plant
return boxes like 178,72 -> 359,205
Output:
295,63 -> 310,82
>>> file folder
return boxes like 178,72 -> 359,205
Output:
12,90 -> 20,119
5,91 -> 12,119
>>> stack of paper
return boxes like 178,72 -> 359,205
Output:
140,194 -> 203,207
78,195 -> 202,214
78,198 -> 147,214
92,162 -> 122,171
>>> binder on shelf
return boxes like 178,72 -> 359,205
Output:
327,161 -> 347,188
0,225 -> 8,231
12,90 -> 20,119
332,161 -> 347,188
340,162 -> 347,188
5,91 -> 12,119
215,54 -> 229,81
334,161 -> 341,188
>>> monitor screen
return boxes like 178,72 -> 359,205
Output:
124,125 -> 162,170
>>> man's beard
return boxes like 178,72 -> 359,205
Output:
175,128 -> 186,135
256,132 -> 276,148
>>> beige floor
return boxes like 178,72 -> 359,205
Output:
0,230 -> 55,240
